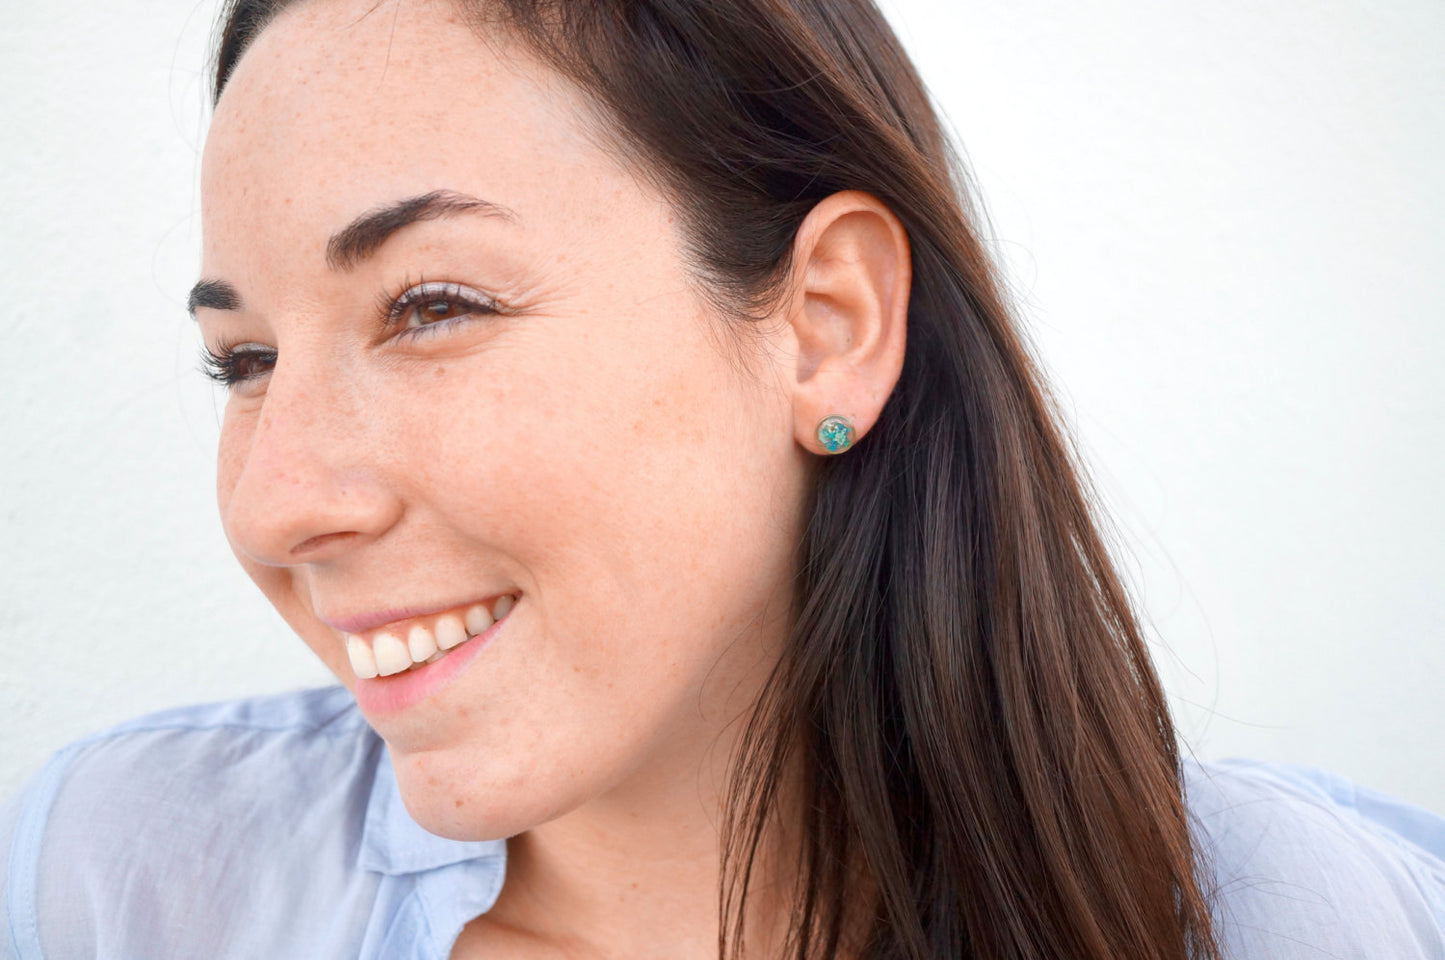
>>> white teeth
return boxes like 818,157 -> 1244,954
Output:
346,634 -> 379,680
373,631 -> 412,677
464,604 -> 494,636
407,624 -> 438,663
350,596 -> 515,680
435,614 -> 468,651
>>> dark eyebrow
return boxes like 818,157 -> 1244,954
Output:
187,278 -> 242,317
325,189 -> 517,271
186,191 -> 516,319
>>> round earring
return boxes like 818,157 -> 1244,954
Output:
816,414 -> 856,454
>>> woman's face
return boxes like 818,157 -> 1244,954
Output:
198,0 -> 811,838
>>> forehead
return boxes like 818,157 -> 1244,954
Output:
201,0 -> 619,270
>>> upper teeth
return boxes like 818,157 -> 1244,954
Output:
407,624 -> 438,662
344,595 -> 515,680
435,615 -> 467,651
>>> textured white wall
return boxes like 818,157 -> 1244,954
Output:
1,1 -> 1441,809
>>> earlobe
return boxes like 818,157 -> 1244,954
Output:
783,191 -> 910,456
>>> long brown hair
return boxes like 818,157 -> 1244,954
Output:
212,2 -> 1221,957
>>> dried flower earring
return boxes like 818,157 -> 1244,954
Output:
816,415 -> 856,454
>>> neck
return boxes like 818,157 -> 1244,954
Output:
480,705 -> 801,959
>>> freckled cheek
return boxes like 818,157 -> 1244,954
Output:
416,324 -> 735,595
216,389 -> 272,492
214,419 -> 251,537
300,624 -> 353,685
215,438 -> 240,515
213,418 -> 304,625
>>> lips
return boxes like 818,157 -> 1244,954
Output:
341,593 -> 518,717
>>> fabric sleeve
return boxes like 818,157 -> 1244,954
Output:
1,713 -> 381,957
3,688 -> 383,960
1,742 -> 96,960
1,777 -> 25,960
1188,758 -> 1445,960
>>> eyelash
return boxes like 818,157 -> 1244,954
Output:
199,279 -> 503,388
377,278 -> 503,341
200,338 -> 274,387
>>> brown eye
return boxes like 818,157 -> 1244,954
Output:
231,350 -> 276,380
415,298 -> 467,324
200,342 -> 276,389
388,281 -> 500,337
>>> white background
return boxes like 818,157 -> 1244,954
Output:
1,1 -> 1441,808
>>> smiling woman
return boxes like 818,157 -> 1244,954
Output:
2,0 -> 1443,959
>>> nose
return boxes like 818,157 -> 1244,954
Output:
220,361 -> 403,568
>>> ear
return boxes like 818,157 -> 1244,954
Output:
778,190 -> 910,455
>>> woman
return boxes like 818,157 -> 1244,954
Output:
2,0 -> 1442,957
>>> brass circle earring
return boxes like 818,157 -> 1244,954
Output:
816,414 -> 856,454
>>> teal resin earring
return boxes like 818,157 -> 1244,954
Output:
816,414 -> 856,454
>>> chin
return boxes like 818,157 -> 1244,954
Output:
388,740 -> 583,841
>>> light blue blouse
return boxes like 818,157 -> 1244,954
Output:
3,685 -> 1442,959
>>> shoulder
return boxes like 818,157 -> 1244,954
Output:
2,686 -> 382,958
1185,757 -> 1445,959
34,684 -> 378,832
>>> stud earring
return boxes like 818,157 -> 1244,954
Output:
816,415 -> 856,454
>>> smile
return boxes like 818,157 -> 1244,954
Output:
343,594 -> 517,679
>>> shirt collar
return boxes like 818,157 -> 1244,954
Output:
359,740 -> 507,876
